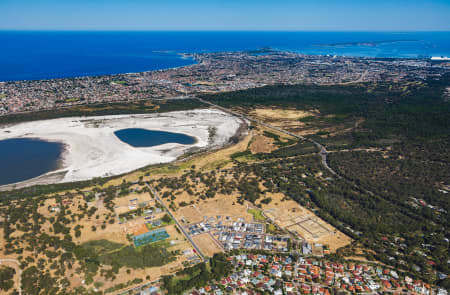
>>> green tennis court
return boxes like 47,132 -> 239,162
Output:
133,228 -> 169,247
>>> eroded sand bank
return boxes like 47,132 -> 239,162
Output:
0,109 -> 244,187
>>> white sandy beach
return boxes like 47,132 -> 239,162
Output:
0,109 -> 244,185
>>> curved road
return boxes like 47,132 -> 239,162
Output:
195,97 -> 338,176
192,98 -> 395,203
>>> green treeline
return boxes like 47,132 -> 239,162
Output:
162,253 -> 232,294
0,99 -> 205,126
0,266 -> 16,292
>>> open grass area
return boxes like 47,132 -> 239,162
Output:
230,150 -> 257,163
248,208 -> 266,221
81,239 -> 176,269
82,239 -> 124,254
145,218 -> 175,231
64,97 -> 82,103
262,131 -> 297,147
266,223 -> 277,234
172,273 -> 196,285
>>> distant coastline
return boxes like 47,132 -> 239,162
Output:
315,39 -> 419,47
1,31 -> 449,81
2,49 -> 449,117
3,52 -> 197,83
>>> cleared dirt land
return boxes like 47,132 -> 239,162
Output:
176,196 -> 255,224
260,193 -> 351,251
251,108 -> 318,120
192,233 -> 223,257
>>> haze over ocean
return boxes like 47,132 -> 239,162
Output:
1,31 -> 449,82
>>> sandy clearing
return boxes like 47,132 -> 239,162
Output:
260,193 -> 351,252
0,109 -> 244,186
113,192 -> 154,208
249,135 -> 276,153
192,233 -> 223,257
175,195 -> 254,224
251,108 -> 317,120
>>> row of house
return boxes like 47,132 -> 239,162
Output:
188,219 -> 265,236
189,253 -> 443,295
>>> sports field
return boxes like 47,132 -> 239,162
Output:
133,228 -> 170,247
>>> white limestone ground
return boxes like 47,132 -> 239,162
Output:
0,109 -> 244,185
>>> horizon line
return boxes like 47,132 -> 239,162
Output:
1,29 -> 450,33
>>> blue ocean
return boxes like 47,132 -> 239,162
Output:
0,31 -> 449,81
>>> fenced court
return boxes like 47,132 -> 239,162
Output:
133,228 -> 169,247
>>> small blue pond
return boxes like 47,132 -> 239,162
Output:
114,128 -> 196,147
0,138 -> 63,186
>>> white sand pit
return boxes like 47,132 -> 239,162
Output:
0,109 -> 245,187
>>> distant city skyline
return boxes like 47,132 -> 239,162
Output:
1,0 -> 450,31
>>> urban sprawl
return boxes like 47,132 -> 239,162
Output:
1,51 -> 450,115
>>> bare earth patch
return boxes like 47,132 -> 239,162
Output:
260,193 -> 351,252
176,196 -> 254,224
192,233 -> 223,257
249,134 -> 276,153
251,108 -> 318,120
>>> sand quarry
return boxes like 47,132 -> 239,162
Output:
0,109 -> 244,186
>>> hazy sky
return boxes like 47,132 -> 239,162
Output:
1,0 -> 449,31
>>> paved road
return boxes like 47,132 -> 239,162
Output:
144,182 -> 206,261
195,97 -> 338,176
116,278 -> 160,295
0,259 -> 22,295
